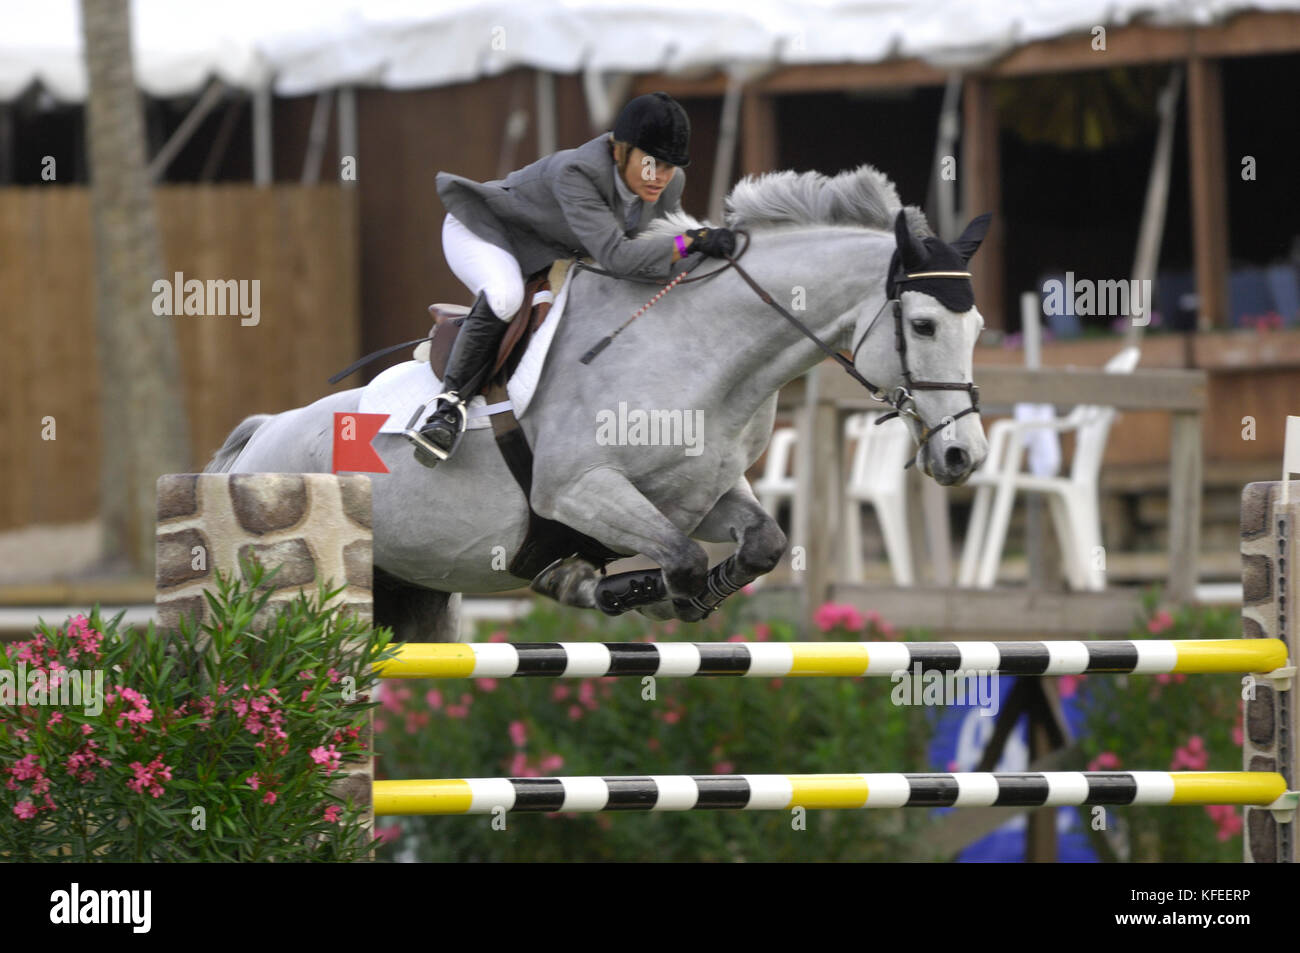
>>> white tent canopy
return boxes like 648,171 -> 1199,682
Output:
2,0 -> 1297,103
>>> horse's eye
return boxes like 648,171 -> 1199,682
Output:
911,319 -> 936,337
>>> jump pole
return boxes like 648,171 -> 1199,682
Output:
377,639 -> 1289,679
373,771 -> 1289,816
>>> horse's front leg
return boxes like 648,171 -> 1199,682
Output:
683,478 -> 788,616
530,465 -> 711,622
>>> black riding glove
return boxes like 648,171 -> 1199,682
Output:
687,227 -> 737,259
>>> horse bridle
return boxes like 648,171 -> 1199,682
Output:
726,254 -> 981,467
846,271 -> 982,463
576,229 -> 981,467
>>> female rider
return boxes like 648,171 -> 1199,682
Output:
408,91 -> 738,465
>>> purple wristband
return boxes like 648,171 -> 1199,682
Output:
674,234 -> 688,256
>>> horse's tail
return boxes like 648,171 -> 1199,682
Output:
204,414 -> 272,473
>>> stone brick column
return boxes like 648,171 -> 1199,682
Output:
156,473 -> 375,852
1240,482 -> 1298,863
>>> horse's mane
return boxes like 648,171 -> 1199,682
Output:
639,164 -> 932,239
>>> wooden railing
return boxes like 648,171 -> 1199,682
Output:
777,362 -> 1208,635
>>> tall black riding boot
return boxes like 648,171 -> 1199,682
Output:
406,292 -> 509,467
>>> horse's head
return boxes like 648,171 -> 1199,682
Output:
850,210 -> 992,486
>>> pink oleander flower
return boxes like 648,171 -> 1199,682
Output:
509,720 -> 528,748
311,744 -> 343,772
713,761 -> 734,774
1088,751 -> 1122,771
567,705 -> 584,721
379,684 -> 411,714
578,681 -> 598,711
741,583 -> 756,595
13,801 -> 37,820
539,754 -> 564,773
488,629 -> 509,643
1171,736 -> 1208,771
551,684 -> 570,702
444,705 -> 469,719
1058,674 -> 1082,699
262,791 -> 278,805
125,757 -> 173,798
376,824 -> 403,845
478,678 -> 498,693
753,622 -> 771,641
813,602 -> 864,632
662,709 -> 681,724
425,688 -> 443,710
728,633 -> 746,643
1206,804 -> 1243,841
1147,609 -> 1174,634
323,805 -> 342,823
9,754 -> 43,783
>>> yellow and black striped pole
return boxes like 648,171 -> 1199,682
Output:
376,638 -> 1289,679
373,771 -> 1293,816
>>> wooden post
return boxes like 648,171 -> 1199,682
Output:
740,91 -> 777,177
795,367 -> 842,625
1167,411 -> 1203,603
961,75 -> 1004,331
1186,56 -> 1230,330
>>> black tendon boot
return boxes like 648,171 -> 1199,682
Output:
594,569 -> 668,616
406,292 -> 509,467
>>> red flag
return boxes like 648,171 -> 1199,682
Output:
333,412 -> 389,474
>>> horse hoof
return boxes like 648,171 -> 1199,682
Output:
530,555 -> 599,607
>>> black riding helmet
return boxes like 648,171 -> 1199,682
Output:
612,92 -> 691,168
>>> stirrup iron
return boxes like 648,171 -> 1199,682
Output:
402,391 -> 469,463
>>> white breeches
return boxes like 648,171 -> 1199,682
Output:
442,213 -> 525,321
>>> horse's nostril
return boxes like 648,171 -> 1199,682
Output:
945,446 -> 970,471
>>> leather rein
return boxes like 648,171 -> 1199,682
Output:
578,229 -> 981,466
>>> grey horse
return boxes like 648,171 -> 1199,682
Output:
207,165 -> 990,640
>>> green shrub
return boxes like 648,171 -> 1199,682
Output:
0,560 -> 384,862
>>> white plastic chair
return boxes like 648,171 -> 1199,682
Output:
958,346 -> 1141,591
843,412 -> 917,585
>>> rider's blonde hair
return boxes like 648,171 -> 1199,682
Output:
609,136 -> 632,176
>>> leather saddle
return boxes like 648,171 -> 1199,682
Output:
419,257 -> 576,395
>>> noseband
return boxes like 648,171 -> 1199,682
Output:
849,270 -> 982,466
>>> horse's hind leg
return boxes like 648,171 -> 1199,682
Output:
373,566 -> 464,642
533,465 -> 710,622
530,555 -> 601,609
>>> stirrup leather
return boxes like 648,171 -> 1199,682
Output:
402,391 -> 469,462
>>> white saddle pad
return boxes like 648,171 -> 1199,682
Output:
358,282 -> 571,434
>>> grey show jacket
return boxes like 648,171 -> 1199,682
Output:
436,133 -> 685,280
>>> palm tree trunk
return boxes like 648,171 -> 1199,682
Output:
81,0 -> 191,572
